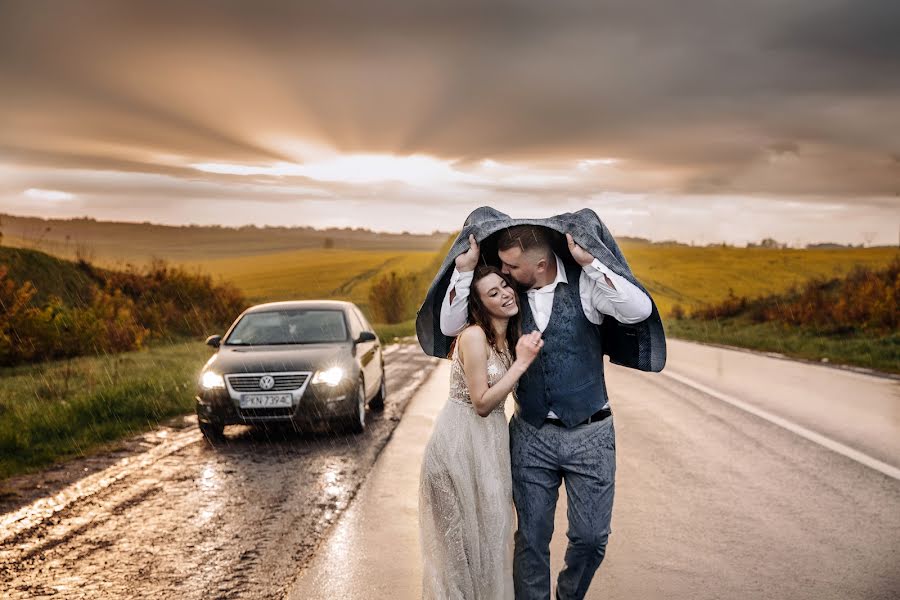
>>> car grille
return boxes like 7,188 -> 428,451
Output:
227,373 -> 310,392
239,407 -> 295,419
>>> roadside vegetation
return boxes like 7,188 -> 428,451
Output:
0,247 -> 245,366
0,247 -> 245,480
621,242 -> 897,317
667,257 -> 899,374
0,339 -> 210,480
0,242 -> 443,480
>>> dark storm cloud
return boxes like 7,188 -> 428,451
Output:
0,0 -> 898,197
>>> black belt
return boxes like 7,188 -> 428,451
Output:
543,407 -> 612,427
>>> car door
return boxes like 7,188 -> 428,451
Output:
350,307 -> 378,398
355,308 -> 382,396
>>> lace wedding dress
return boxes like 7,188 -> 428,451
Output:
419,342 -> 515,600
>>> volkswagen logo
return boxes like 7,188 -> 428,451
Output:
258,375 -> 275,390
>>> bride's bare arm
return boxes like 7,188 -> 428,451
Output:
458,326 -> 544,418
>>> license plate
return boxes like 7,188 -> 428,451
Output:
240,393 -> 293,409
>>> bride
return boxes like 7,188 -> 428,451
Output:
419,265 -> 544,599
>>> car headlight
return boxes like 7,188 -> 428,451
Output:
312,366 -> 344,387
201,371 -> 226,389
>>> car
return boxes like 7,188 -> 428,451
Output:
195,300 -> 386,440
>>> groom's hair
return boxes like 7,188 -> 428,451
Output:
496,225 -> 552,261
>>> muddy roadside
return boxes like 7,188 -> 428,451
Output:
1,344 -> 440,599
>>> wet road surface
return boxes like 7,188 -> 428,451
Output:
663,338 -> 900,468
0,343 -> 439,600
290,340 -> 900,599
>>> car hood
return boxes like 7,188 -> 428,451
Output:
204,344 -> 352,374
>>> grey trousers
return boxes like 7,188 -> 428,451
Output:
509,412 -> 616,600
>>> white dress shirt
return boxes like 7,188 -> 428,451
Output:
439,252 -> 653,416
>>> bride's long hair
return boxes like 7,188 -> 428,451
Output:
448,265 -> 521,362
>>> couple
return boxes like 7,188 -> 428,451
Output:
416,208 -> 666,600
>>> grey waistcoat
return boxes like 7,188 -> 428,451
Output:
516,261 -> 608,428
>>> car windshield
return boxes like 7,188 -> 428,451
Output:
224,309 -> 348,345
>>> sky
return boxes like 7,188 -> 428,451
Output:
0,0 -> 898,246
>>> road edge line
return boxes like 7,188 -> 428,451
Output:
661,370 -> 900,482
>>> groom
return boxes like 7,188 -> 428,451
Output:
433,213 -> 659,599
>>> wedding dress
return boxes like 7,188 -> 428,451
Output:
419,341 -> 515,600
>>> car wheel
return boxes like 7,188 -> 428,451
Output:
346,379 -> 366,434
199,420 -> 225,442
369,373 -> 386,412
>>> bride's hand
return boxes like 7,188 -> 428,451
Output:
515,331 -> 544,366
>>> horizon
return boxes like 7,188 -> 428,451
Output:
3,210 -> 894,248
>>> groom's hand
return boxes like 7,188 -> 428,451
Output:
455,234 -> 480,272
566,233 -> 595,267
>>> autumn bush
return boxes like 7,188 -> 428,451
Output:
368,270 -> 424,324
96,258 -> 245,339
690,257 -> 899,334
0,257 -> 246,366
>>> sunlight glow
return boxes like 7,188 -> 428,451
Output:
577,158 -> 618,170
191,153 -> 614,189
25,188 -> 75,201
192,154 -> 473,186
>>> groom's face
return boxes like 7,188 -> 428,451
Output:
498,246 -> 541,291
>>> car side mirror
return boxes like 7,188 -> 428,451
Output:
205,334 -> 222,348
356,331 -> 377,344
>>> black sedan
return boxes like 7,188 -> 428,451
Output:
195,300 -> 386,440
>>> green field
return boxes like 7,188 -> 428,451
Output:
667,319 -> 899,374
620,243 -> 898,316
6,212 -> 895,319
183,242 -> 900,320
188,248 -> 437,312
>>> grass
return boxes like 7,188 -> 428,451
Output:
620,243 -> 898,316
373,319 -> 417,343
0,246 -> 96,306
0,322 -> 421,481
186,248 -> 437,313
666,318 -> 900,375
0,338 -> 213,480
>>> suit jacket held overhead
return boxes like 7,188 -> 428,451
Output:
415,206 -> 667,373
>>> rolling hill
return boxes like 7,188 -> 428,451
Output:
0,213 -> 449,268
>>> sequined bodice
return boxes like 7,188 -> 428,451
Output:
448,342 -> 512,413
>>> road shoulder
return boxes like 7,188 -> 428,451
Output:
286,360 -> 450,599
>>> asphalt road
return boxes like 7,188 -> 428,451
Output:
289,339 -> 900,600
581,346 -> 899,599
0,343 -> 440,600
3,339 -> 898,599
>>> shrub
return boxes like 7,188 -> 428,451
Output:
369,271 -> 422,324
691,257 -> 899,334
0,257 -> 246,366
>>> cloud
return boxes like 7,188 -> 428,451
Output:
0,0 -> 897,233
